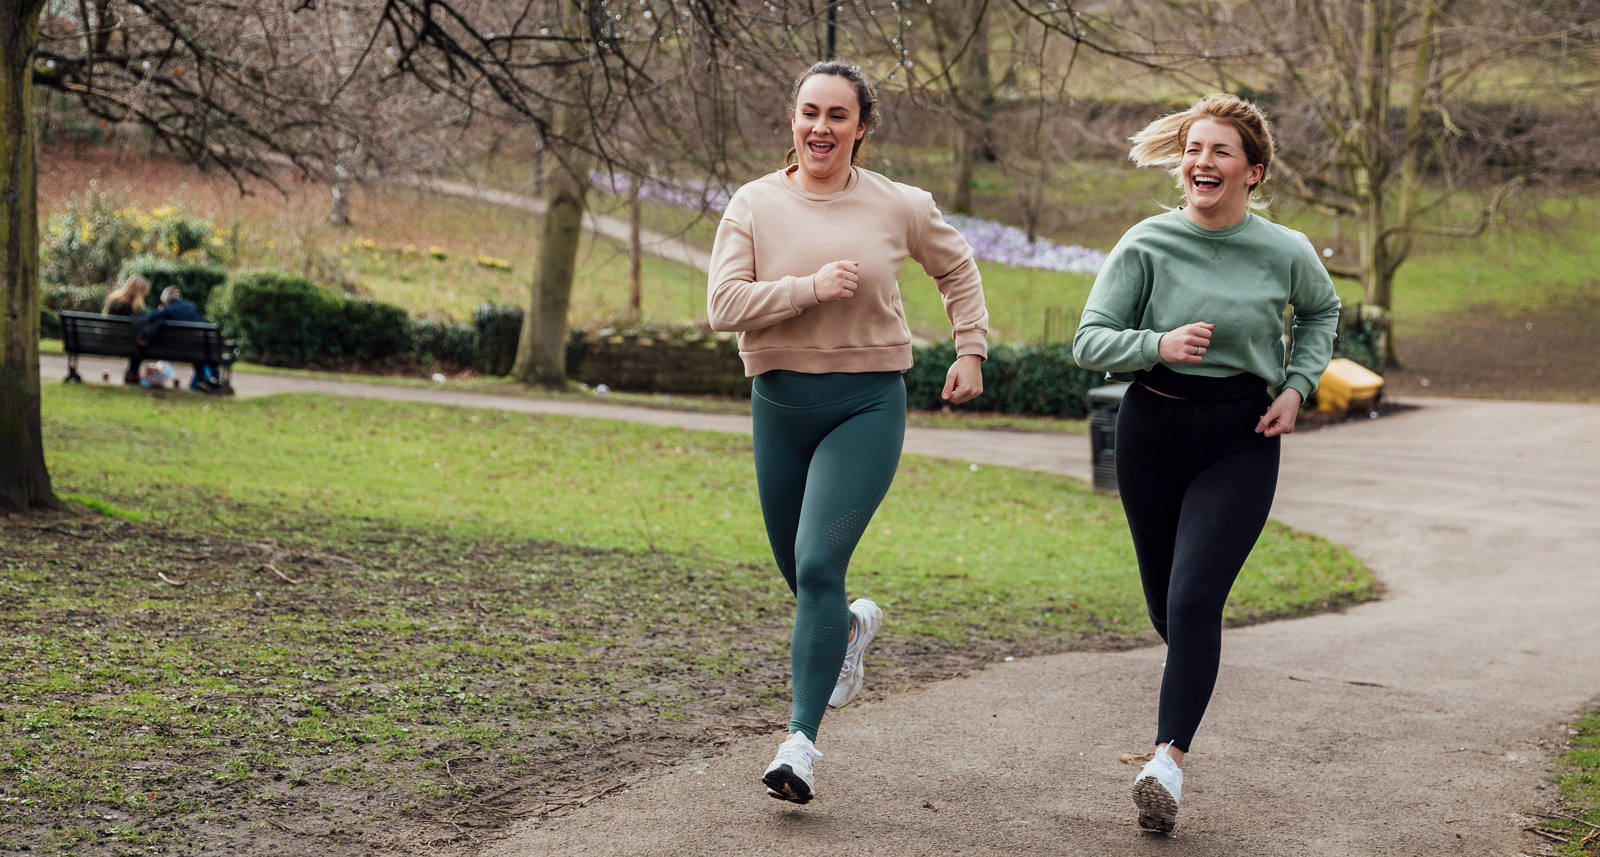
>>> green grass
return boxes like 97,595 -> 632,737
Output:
38,385 -> 1363,636
5,385 -> 1371,853
1539,707 -> 1600,855
229,189 -> 709,324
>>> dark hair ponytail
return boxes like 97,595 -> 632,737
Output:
784,60 -> 879,167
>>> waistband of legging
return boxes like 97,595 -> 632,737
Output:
753,369 -> 903,409
1133,364 -> 1267,402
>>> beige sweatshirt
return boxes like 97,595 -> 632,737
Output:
707,166 -> 988,376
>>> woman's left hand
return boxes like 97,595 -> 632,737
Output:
1256,388 -> 1304,437
942,355 -> 984,404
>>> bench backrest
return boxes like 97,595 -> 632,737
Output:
59,311 -> 233,364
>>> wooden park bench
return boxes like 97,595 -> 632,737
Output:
58,310 -> 237,393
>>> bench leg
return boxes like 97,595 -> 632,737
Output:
64,355 -> 82,384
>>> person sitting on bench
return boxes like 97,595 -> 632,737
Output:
138,286 -> 223,392
103,274 -> 152,384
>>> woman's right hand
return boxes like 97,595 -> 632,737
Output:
813,260 -> 860,302
1159,322 -> 1215,364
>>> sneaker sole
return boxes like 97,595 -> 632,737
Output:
1132,775 -> 1177,833
762,765 -> 813,805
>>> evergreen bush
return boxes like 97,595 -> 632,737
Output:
210,270 -> 342,366
41,283 -> 110,314
117,256 -> 228,313
412,319 -> 477,367
906,340 -> 1099,418
336,299 -> 413,365
1334,303 -> 1386,373
472,303 -> 523,375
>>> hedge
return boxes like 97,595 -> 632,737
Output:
906,341 -> 1101,418
335,299 -> 413,366
412,319 -> 477,367
118,256 -> 228,314
209,271 -> 417,368
42,282 -> 110,314
472,303 -> 523,375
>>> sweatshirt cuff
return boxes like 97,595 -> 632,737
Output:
1284,373 -> 1316,401
1139,330 -> 1163,367
788,275 -> 820,313
953,329 -> 988,361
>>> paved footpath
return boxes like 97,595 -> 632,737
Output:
42,356 -> 1600,855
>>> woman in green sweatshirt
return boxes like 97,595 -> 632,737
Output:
1072,94 -> 1340,835
708,60 -> 989,806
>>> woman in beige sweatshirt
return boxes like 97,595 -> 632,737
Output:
707,60 -> 989,805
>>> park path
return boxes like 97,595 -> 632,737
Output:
40,356 -> 1600,856
402,176 -> 713,274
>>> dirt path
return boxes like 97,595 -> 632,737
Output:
40,356 -> 1600,855
404,176 -> 712,273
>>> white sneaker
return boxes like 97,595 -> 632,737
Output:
1132,745 -> 1183,833
828,598 -> 884,708
763,732 -> 822,804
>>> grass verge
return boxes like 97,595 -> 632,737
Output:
1529,707 -> 1600,855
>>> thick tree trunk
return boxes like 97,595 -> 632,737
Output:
510,151 -> 587,387
1,0 -> 61,511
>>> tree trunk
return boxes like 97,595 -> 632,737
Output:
329,157 -> 352,226
948,1 -> 989,215
627,179 -> 642,323
1,0 -> 61,511
510,151 -> 587,387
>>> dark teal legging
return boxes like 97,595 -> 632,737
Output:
752,370 -> 905,742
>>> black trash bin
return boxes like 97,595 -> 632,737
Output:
1087,382 -> 1129,493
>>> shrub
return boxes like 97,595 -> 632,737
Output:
993,343 -> 1098,417
336,299 -> 413,365
1334,303 -> 1386,373
210,270 -> 343,366
41,309 -> 60,340
472,303 -> 523,376
41,283 -> 110,314
117,256 -> 228,314
41,192 -> 226,287
907,340 -> 1100,418
412,319 -> 477,367
41,192 -> 147,286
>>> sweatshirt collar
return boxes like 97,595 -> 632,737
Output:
1172,208 -> 1256,238
779,164 -> 860,202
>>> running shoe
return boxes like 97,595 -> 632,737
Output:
762,732 -> 822,804
1132,745 -> 1183,833
828,598 -> 884,708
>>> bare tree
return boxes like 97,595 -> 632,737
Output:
2,0 -> 58,511
1132,0 -> 1598,367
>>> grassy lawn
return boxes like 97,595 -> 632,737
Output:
1529,707 -> 1600,855
0,385 -> 1373,854
43,148 -> 1599,378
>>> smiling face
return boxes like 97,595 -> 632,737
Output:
1180,117 -> 1265,229
790,73 -> 867,194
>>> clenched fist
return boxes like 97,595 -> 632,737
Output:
813,260 -> 860,302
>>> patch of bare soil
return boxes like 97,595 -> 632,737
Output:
0,510 -> 1059,857
1385,293 -> 1600,403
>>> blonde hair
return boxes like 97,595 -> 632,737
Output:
104,274 -> 152,313
1128,93 -> 1276,210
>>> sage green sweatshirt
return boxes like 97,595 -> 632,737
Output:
1072,210 -> 1341,400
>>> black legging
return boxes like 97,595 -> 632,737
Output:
1115,367 -> 1280,753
